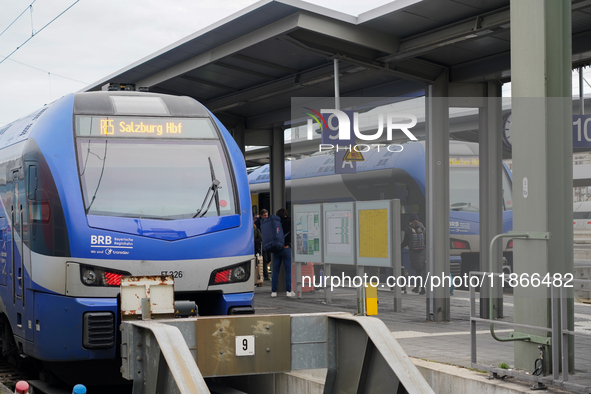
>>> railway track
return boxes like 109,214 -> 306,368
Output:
0,358 -> 132,394
0,358 -> 33,392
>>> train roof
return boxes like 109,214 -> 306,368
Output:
0,92 -> 215,151
248,140 -> 480,185
72,91 -> 210,117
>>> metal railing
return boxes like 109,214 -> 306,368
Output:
470,272 -> 591,393
557,280 -> 591,383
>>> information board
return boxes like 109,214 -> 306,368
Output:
356,200 -> 393,267
323,202 -> 355,265
293,204 -> 323,263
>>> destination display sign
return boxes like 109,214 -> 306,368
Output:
75,116 -> 218,139
449,157 -> 479,166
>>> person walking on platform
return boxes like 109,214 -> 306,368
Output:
262,208 -> 293,298
255,209 -> 271,280
253,223 -> 264,286
401,213 -> 427,295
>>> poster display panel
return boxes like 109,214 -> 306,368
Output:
356,200 -> 393,267
323,202 -> 355,265
293,204 -> 323,263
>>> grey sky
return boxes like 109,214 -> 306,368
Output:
0,0 -> 395,126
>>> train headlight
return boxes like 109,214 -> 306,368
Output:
82,269 -> 97,285
209,262 -> 251,285
79,264 -> 131,287
82,270 -> 96,286
233,266 -> 246,281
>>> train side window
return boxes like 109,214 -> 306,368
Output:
502,170 -> 513,211
393,183 -> 409,202
27,165 -> 38,201
12,171 -> 19,228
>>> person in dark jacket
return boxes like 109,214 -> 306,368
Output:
254,209 -> 268,231
254,223 -> 262,255
271,208 -> 293,298
255,209 -> 270,280
253,223 -> 264,287
401,213 -> 427,295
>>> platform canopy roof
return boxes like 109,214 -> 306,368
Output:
85,0 -> 591,144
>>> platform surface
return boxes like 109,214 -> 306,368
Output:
253,280 -> 591,390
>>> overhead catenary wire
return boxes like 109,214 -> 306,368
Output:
0,55 -> 88,85
30,2 -> 35,36
0,0 -> 81,67
0,0 -> 38,40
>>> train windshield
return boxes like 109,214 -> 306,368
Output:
449,166 -> 513,212
74,116 -> 236,220
450,168 -> 480,212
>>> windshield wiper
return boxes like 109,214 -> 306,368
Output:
86,140 -> 108,213
193,157 -> 221,218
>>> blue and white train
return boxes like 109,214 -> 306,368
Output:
574,201 -> 591,230
0,92 -> 254,372
249,141 -> 514,278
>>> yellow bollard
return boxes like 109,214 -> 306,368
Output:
365,281 -> 379,316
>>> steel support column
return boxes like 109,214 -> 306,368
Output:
270,126 -> 286,293
580,67 -> 585,115
232,121 -> 246,156
479,80 -> 503,319
511,0 -> 573,372
334,59 -> 340,110
270,126 -> 286,215
426,72 -> 450,322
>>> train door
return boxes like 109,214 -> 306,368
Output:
0,216 -> 7,287
258,193 -> 271,214
11,169 -> 25,336
251,193 -> 259,215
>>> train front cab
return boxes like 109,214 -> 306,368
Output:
449,160 -> 514,281
0,92 -> 255,369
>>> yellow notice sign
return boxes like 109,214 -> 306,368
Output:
358,209 -> 388,258
343,148 -> 365,161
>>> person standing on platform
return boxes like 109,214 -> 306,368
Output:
401,213 -> 427,295
255,209 -> 270,280
254,223 -> 263,255
263,208 -> 293,298
253,223 -> 264,286
254,209 -> 268,230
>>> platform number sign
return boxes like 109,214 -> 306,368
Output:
235,335 -> 255,356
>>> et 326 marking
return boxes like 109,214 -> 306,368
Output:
161,270 -> 183,278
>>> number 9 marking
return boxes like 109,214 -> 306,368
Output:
235,335 -> 255,356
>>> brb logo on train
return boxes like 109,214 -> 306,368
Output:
304,108 -> 418,153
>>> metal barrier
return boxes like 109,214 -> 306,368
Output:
470,271 -> 591,393
120,312 -> 435,394
558,279 -> 591,384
